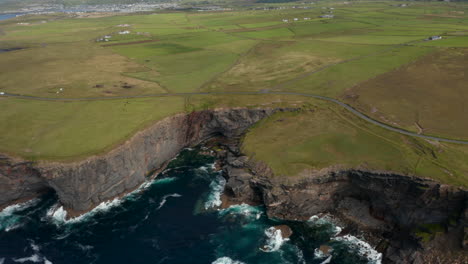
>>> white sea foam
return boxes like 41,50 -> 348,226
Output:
156,194 -> 182,210
314,247 -> 332,259
333,235 -> 382,264
308,214 -> 342,236
211,257 -> 245,264
13,240 -> 52,264
47,198 -> 122,225
0,258 -> 5,264
13,254 -> 41,263
260,227 -> 289,252
204,174 -> 226,210
320,255 -> 332,264
218,204 -> 263,220
153,177 -> 177,185
0,199 -> 40,232
198,166 -> 209,172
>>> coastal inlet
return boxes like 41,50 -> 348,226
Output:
0,148 -> 380,264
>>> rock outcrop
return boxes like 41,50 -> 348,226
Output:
0,108 -> 281,213
220,145 -> 467,264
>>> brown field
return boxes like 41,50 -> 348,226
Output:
342,48 -> 468,140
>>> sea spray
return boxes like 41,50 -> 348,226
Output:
308,215 -> 342,236
12,240 -> 53,264
211,257 -> 245,264
204,174 -> 226,210
218,204 -> 263,221
260,227 -> 289,252
46,198 -> 122,225
156,193 -> 182,210
0,199 -> 40,232
333,235 -> 382,264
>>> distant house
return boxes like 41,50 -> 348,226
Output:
304,17 -> 311,20
119,31 -> 131,35
96,35 -> 112,42
320,15 -> 334,19
282,19 -> 289,23
293,18 -> 299,21
427,36 -> 442,41
117,24 -> 130,27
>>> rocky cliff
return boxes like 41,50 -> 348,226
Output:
219,144 -> 467,264
1,107 -> 466,263
0,108 -> 279,213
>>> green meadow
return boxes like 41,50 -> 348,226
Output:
0,1 -> 467,185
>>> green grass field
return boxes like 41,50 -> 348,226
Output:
243,104 -> 468,187
0,1 -> 467,186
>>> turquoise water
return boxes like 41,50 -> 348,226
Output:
0,149 -> 381,264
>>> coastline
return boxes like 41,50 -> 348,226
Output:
1,108 -> 466,263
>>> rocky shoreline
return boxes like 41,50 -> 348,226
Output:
0,108 -> 283,213
211,136 -> 467,264
1,107 -> 467,263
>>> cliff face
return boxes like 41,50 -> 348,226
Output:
1,107 -> 466,263
222,152 -> 467,264
0,108 -> 277,213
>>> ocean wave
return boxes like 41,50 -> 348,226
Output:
308,215 -> 342,236
333,235 -> 382,264
45,176 -> 179,225
198,162 -> 217,172
46,198 -> 122,225
211,257 -> 245,264
0,199 -> 40,232
204,174 -> 226,210
13,254 -> 42,263
320,255 -> 332,264
12,240 -> 53,264
260,227 -> 289,252
314,247 -> 332,259
156,194 -> 182,210
152,177 -> 177,185
218,204 -> 263,221
0,258 -> 4,264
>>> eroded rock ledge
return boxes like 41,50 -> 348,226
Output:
215,139 -> 467,264
0,108 -> 285,213
1,107 -> 466,263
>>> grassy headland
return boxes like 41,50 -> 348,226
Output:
0,1 -> 467,185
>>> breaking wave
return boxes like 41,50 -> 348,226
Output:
308,214 -> 342,236
260,227 -> 289,252
12,240 -> 53,264
0,199 -> 40,232
333,235 -> 382,264
211,257 -> 245,264
204,174 -> 226,210
218,203 -> 263,221
309,214 -> 382,264
46,198 -> 122,225
156,193 -> 182,210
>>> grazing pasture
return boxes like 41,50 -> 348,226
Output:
0,1 -> 467,187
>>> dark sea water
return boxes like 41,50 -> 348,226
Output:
0,148 -> 382,264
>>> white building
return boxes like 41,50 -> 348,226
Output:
428,36 -> 442,41
119,30 -> 130,35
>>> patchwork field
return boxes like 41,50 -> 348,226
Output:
343,48 -> 468,140
0,1 -> 467,186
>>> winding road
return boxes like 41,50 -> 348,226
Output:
2,91 -> 468,145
